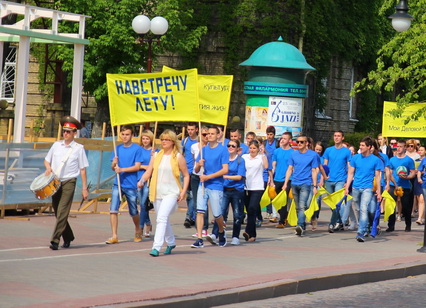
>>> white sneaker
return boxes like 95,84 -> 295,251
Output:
231,237 -> 240,245
206,234 -> 218,245
348,222 -> 356,231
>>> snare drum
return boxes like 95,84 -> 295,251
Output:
30,173 -> 61,200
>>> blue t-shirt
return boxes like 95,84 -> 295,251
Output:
317,155 -> 324,183
350,153 -> 382,189
240,143 -> 249,155
379,152 -> 389,188
323,146 -> 352,182
196,144 -> 229,190
182,136 -> 198,173
137,147 -> 153,180
223,156 -> 246,191
110,143 -> 143,189
218,138 -> 230,147
418,157 -> 426,188
288,149 -> 319,185
389,155 -> 415,189
272,147 -> 294,182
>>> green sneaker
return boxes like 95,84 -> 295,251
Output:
149,249 -> 159,257
164,245 -> 176,255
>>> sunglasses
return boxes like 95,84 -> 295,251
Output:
390,142 -> 397,145
407,144 -> 415,148
296,140 -> 306,144
227,144 -> 237,148
63,130 -> 76,134
201,133 -> 208,137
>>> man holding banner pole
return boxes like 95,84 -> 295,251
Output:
192,127 -> 229,248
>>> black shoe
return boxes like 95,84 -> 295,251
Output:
184,219 -> 191,228
328,224 -> 335,233
49,242 -> 59,250
190,219 -> 195,226
405,226 -> 411,232
386,227 -> 394,232
333,223 -> 344,231
62,241 -> 71,248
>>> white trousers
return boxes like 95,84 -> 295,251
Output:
152,196 -> 178,251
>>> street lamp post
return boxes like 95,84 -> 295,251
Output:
131,15 -> 169,73
388,0 -> 414,32
388,1 -> 425,253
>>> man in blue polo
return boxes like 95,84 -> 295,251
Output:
230,128 -> 248,154
323,130 -> 352,232
345,137 -> 382,242
271,131 -> 293,228
283,134 -> 318,236
386,139 -> 416,232
192,127 -> 229,248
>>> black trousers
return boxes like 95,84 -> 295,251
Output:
387,187 -> 413,229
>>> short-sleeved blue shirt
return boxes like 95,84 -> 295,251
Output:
272,147 -> 294,182
224,156 -> 246,191
418,157 -> 426,188
182,136 -> 198,173
323,146 -> 352,182
389,155 -> 415,189
110,143 -> 143,189
288,149 -> 319,185
350,153 -> 382,189
196,144 -> 229,190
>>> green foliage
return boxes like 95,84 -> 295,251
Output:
354,89 -> 381,133
341,132 -> 374,149
353,0 -> 426,124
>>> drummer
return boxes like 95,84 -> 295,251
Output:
44,116 -> 89,250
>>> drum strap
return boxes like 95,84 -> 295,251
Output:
54,145 -> 74,178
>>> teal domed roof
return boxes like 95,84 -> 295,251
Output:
240,37 -> 315,71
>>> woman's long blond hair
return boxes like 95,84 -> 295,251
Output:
159,129 -> 181,157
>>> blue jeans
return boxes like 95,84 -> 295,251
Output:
212,189 -> 244,238
110,185 -> 138,217
139,184 -> 151,228
325,181 -> 346,225
292,184 -> 313,230
352,188 -> 374,235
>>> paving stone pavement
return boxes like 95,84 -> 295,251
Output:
217,274 -> 426,308
1,202 -> 426,307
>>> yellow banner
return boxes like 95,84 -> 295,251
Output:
163,66 -> 233,125
382,101 -> 426,138
107,69 -> 199,126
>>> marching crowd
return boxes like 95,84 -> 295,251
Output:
45,117 -> 426,255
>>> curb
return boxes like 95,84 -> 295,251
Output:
117,262 -> 426,308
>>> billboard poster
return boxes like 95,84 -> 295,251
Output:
244,106 -> 269,136
267,96 -> 303,137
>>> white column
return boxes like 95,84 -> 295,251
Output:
70,43 -> 85,121
13,35 -> 30,143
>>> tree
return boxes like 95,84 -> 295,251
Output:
353,0 -> 426,124
35,0 -> 207,136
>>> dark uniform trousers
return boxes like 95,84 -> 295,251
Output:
50,178 -> 77,244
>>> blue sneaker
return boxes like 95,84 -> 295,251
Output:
149,249 -> 159,257
191,238 -> 204,248
164,245 -> 176,255
356,234 -> 365,242
218,231 -> 227,247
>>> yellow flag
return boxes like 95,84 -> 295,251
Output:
304,187 -> 328,222
260,187 -> 271,209
107,69 -> 199,126
322,188 -> 352,210
287,200 -> 298,226
271,189 -> 287,212
163,66 -> 233,125
382,190 -> 396,221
